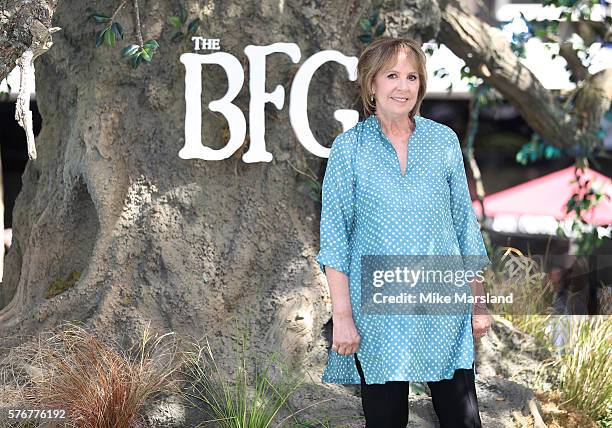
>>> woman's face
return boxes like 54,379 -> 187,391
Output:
371,49 -> 420,121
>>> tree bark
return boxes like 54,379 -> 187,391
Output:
0,0 -> 58,82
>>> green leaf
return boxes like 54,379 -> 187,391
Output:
375,22 -> 385,36
580,200 -> 590,210
171,31 -> 185,42
358,33 -> 372,43
549,21 -> 559,33
104,26 -> 116,47
89,11 -> 111,23
168,16 -> 182,29
359,19 -> 372,32
112,22 -> 124,39
143,39 -> 160,50
544,145 -> 561,159
141,47 -> 152,62
179,4 -> 188,24
460,64 -> 472,79
305,178 -> 321,192
187,18 -> 200,34
529,150 -> 537,162
121,44 -> 140,57
555,225 -> 566,238
95,28 -> 108,47
131,53 -> 142,69
534,28 -> 547,39
369,9 -> 380,25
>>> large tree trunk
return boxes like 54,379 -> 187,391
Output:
1,0 -> 393,355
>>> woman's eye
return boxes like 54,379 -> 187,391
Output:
387,74 -> 417,80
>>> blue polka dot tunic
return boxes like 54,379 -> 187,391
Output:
316,114 -> 492,385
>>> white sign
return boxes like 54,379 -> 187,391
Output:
179,42 -> 358,162
191,37 -> 221,51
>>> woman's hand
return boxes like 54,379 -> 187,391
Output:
331,312 -> 361,355
472,305 -> 492,340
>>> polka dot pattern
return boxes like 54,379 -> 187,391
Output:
316,114 -> 491,385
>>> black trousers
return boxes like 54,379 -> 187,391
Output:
354,354 -> 482,428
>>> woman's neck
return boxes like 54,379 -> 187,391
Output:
375,113 -> 414,137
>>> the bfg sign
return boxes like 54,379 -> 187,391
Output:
179,41 -> 359,162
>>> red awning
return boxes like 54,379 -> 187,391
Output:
472,166 -> 612,226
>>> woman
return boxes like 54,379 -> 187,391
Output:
316,37 -> 493,427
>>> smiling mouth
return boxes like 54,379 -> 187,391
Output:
391,97 -> 408,102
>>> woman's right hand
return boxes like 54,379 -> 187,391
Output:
331,313 -> 361,355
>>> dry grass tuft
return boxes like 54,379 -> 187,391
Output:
1,322 -> 180,428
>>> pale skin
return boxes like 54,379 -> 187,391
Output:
327,49 -> 491,356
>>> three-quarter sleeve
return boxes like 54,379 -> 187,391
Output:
446,131 -> 491,274
316,132 -> 356,276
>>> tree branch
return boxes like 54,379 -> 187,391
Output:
0,0 -> 59,82
572,19 -> 611,46
111,0 -> 128,23
574,68 -> 612,137
132,0 -> 144,47
437,0 -> 611,152
559,41 -> 589,82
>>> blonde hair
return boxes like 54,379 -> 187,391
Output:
357,37 -> 428,118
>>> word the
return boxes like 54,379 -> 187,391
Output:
191,37 -> 221,50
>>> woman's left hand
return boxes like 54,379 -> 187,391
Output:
472,305 -> 492,340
